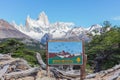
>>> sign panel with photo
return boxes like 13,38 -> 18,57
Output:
48,41 -> 83,65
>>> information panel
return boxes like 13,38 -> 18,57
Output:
48,41 -> 83,65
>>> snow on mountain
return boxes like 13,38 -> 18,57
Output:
38,11 -> 49,26
89,24 -> 102,31
13,11 -> 103,43
13,12 -> 74,40
64,27 -> 86,38
89,24 -> 102,35
49,22 -> 74,38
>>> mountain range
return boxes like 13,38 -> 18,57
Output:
0,19 -> 44,50
0,12 -> 103,44
12,11 -> 103,43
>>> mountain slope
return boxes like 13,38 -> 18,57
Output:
0,19 -> 45,49
0,19 -> 30,39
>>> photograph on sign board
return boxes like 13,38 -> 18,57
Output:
48,41 -> 83,65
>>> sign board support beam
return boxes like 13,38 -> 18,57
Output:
46,42 -> 50,77
80,39 -> 87,80
80,54 -> 87,80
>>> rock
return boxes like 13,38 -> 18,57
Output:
36,77 -> 56,80
107,69 -> 114,73
117,76 -> 120,80
21,76 -> 34,80
17,64 -> 28,70
95,73 -> 101,80
36,70 -> 42,78
16,78 -> 23,80
113,65 -> 120,70
35,70 -> 55,80
10,78 -> 16,80
86,73 -> 96,79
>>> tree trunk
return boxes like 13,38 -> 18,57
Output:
94,61 -> 102,72
0,65 -> 9,79
5,67 -> 39,79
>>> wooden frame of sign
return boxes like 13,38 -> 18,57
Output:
46,39 -> 87,80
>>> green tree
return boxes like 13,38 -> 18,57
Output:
102,21 -> 111,33
86,22 -> 120,72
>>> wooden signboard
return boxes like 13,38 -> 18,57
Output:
46,40 -> 86,80
47,40 -> 83,65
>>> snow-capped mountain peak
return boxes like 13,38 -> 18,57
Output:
13,11 -> 103,43
38,11 -> 49,26
13,11 -> 75,40
89,24 -> 102,31
89,24 -> 102,36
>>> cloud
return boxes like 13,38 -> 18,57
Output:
112,16 -> 120,20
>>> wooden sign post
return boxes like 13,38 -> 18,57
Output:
80,54 -> 87,80
80,39 -> 87,80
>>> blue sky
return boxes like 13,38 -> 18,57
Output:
48,42 -> 82,54
0,0 -> 120,27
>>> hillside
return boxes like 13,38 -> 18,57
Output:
0,19 -> 30,39
0,19 -> 45,50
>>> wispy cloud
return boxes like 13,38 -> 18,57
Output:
112,16 -> 120,20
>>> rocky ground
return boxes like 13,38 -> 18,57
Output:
0,54 -> 120,80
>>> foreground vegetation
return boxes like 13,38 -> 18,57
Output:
86,21 -> 120,72
0,39 -> 46,66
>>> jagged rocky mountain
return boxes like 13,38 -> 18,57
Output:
41,33 -> 52,44
12,12 -> 102,43
13,12 -> 74,40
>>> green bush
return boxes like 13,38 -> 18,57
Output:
0,38 -> 46,66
